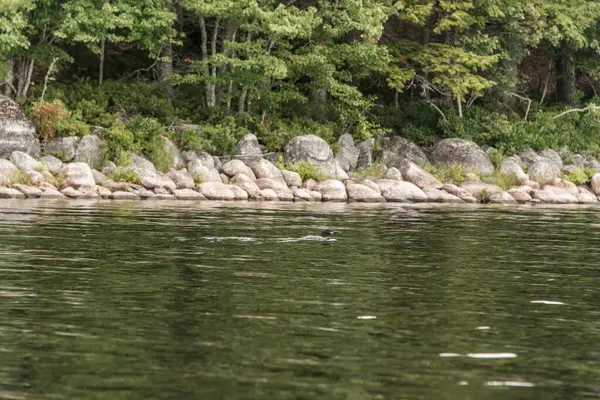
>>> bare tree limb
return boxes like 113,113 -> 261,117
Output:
427,101 -> 446,120
506,92 -> 532,120
553,105 -> 600,119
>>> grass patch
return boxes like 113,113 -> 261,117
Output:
10,170 -> 33,185
108,167 -> 142,184
352,163 -> 387,179
45,173 -> 66,190
484,170 -> 518,191
424,162 -> 470,184
193,175 -> 205,187
561,167 -> 596,185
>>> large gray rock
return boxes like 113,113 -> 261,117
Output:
0,159 -> 18,177
136,169 -> 176,191
281,170 -> 302,188
166,169 -> 195,189
222,160 -> 256,179
182,150 -> 215,167
188,159 -> 221,183
592,173 -> 600,195
249,159 -> 284,181
0,187 -> 26,199
10,151 -> 43,171
284,134 -> 336,177
499,159 -> 529,184
459,182 -> 502,198
398,160 -> 442,189
431,138 -> 493,175
356,138 -> 375,168
255,178 -> 292,196
382,136 -> 428,168
440,184 -> 477,203
377,179 -> 428,202
335,134 -> 360,172
384,167 -> 403,180
314,179 -> 348,202
131,154 -> 156,171
161,136 -> 186,169
346,181 -> 385,202
518,149 -> 541,166
489,191 -> 518,204
42,155 -> 63,173
423,188 -> 463,203
198,181 -> 235,200
549,177 -> 578,197
173,188 -> 206,200
529,159 -> 560,185
576,187 -> 597,204
74,135 -> 104,168
539,149 -> 563,170
235,134 -> 262,162
532,186 -> 577,204
228,185 -> 249,200
59,163 -> 95,188
43,136 -> 79,161
231,173 -> 262,199
13,184 -> 42,198
260,188 -> 279,201
0,96 -> 40,157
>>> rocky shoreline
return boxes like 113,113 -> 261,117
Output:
1,96 -> 600,205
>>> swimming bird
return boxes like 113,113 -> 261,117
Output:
276,229 -> 341,243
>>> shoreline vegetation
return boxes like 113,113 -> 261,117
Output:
2,2 -> 600,205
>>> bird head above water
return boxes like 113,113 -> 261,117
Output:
321,229 -> 341,237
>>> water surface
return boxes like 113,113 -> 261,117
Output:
1,200 -> 600,399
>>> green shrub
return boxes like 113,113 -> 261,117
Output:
100,124 -> 137,166
30,100 -> 89,139
258,119 -> 336,152
45,173 -> 66,190
145,137 -> 172,172
171,117 -> 246,155
425,162 -> 469,184
353,163 -> 387,179
562,167 -> 596,185
277,159 -> 327,181
108,167 -> 142,184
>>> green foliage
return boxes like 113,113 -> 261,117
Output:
562,167 -> 596,185
352,163 -> 387,179
484,171 -> 517,191
171,118 -> 246,155
100,124 -> 136,166
108,167 -> 141,185
276,160 -> 327,182
10,170 -> 32,185
258,119 -> 336,153
45,172 -> 65,190
425,162 -> 469,185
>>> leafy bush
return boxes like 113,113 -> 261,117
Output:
31,99 -> 90,139
100,124 -> 136,166
562,167 -> 596,185
45,173 -> 66,190
108,167 -> 142,184
277,160 -> 327,181
258,118 -> 336,152
171,117 -> 247,155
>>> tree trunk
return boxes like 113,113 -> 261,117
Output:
158,41 -> 173,95
4,57 -> 14,97
99,38 -> 105,85
206,19 -> 220,108
555,42 -> 576,105
238,87 -> 247,116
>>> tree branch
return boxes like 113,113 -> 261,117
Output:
506,92 -> 532,120
553,105 -> 600,119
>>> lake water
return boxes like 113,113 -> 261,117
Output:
1,200 -> 600,400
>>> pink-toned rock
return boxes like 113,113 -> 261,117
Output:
549,177 -> 578,196
228,185 -> 249,200
507,188 -> 532,203
440,184 -> 478,203
489,191 -> 517,204
173,188 -> 206,200
346,182 -> 385,202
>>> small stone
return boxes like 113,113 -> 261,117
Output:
489,191 -> 517,204
39,188 -> 66,199
61,187 -> 83,198
228,185 -> 249,200
383,167 -> 403,180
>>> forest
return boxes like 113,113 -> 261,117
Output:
2,0 -> 600,167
